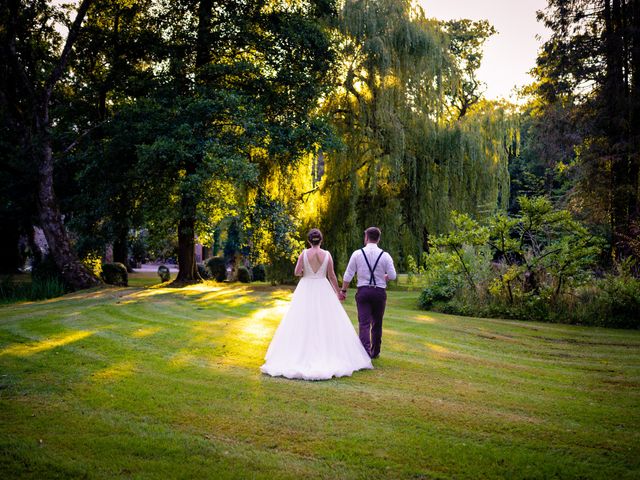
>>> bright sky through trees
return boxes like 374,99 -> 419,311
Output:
419,0 -> 550,100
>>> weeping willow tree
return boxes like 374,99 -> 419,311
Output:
298,0 -> 514,269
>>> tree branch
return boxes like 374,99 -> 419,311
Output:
43,0 -> 94,103
61,120 -> 108,155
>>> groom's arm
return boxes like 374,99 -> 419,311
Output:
385,253 -> 397,282
341,252 -> 358,293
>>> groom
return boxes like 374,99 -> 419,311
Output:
339,227 -> 396,359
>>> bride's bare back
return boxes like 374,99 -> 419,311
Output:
294,246 -> 340,294
306,248 -> 326,273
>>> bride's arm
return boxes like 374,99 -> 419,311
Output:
326,253 -> 340,294
294,251 -> 304,276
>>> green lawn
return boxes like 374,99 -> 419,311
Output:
1,273 -> 639,479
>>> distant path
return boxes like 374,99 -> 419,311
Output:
134,263 -> 179,273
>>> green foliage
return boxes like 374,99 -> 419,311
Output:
313,1 -> 514,268
236,266 -> 251,283
444,19 -> 497,118
251,264 -> 266,282
433,212 -> 489,291
418,276 -> 458,310
157,265 -> 171,283
413,197 -> 636,327
206,257 -> 227,282
576,261 -> 640,329
130,231 -> 149,266
101,263 -> 128,287
81,254 -> 103,279
246,193 -> 303,285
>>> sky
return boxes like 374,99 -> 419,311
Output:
418,0 -> 551,101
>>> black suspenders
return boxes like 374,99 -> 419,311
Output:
360,248 -> 385,286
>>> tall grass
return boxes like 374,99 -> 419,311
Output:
0,276 -> 66,303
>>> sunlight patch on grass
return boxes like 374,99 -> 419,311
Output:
425,342 -> 451,355
167,351 -> 198,369
413,314 -> 439,324
244,299 -> 289,338
92,361 -> 136,382
131,327 -> 163,338
0,330 -> 94,357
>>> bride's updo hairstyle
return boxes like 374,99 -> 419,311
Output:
308,228 -> 323,246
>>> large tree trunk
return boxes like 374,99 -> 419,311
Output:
630,0 -> 640,223
112,229 -> 132,272
173,213 -> 201,285
170,0 -> 213,285
5,0 -> 99,290
36,127 -> 100,290
605,0 -> 633,254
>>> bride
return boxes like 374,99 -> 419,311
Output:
260,229 -> 373,380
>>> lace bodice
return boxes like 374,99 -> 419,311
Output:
303,249 -> 329,279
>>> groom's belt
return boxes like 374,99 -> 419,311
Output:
357,285 -> 386,289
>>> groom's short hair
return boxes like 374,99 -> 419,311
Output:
365,227 -> 381,243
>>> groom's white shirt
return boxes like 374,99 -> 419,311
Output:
343,243 -> 397,288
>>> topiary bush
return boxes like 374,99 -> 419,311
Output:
197,263 -> 210,280
251,264 -> 266,282
157,265 -> 170,282
101,262 -> 128,286
237,266 -> 251,283
207,256 -> 227,282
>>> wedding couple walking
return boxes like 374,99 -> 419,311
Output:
261,227 -> 397,380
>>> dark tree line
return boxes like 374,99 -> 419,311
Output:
528,0 -> 640,261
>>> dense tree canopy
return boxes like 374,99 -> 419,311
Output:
528,0 -> 640,261
1,0 -> 637,291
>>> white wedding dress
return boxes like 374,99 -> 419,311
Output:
260,249 -> 373,380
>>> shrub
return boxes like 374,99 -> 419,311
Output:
419,280 -> 457,309
237,266 -> 251,283
251,264 -> 266,282
101,263 -> 128,286
197,263 -> 210,280
82,253 -> 103,278
267,257 -> 299,285
207,256 -> 227,282
157,265 -> 170,282
582,274 -> 640,328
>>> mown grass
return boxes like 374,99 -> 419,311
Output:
1,272 -> 639,479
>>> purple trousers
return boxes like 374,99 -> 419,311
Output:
355,286 -> 387,358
